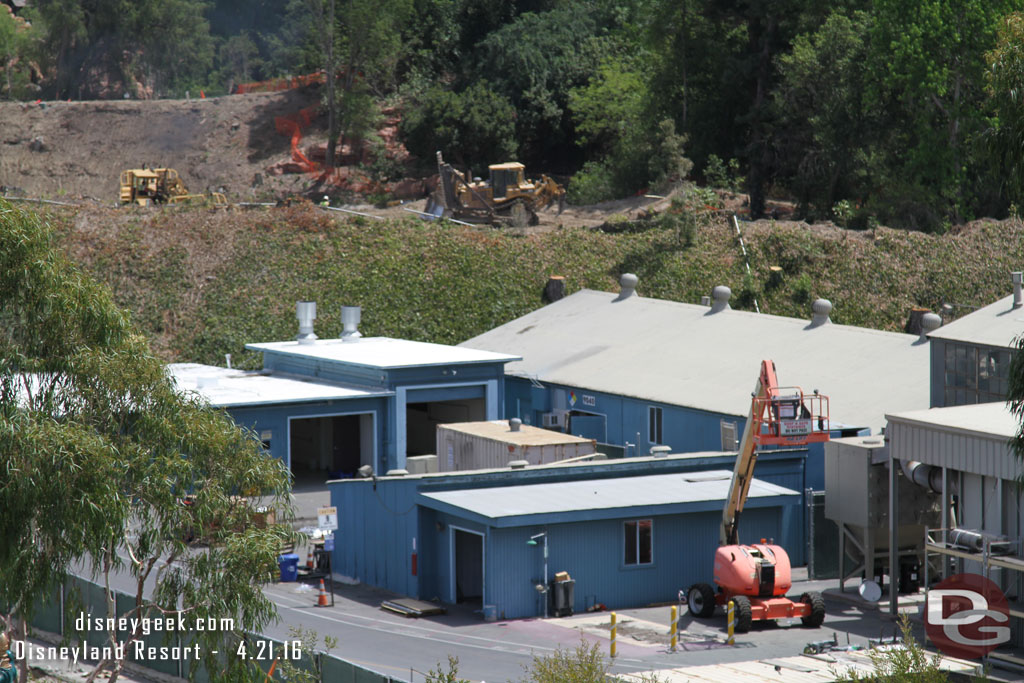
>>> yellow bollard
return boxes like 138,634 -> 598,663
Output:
670,605 -> 678,652
727,600 -> 735,646
610,611 -> 617,658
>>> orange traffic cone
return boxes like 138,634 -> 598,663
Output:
306,548 -> 314,570
317,579 -> 329,607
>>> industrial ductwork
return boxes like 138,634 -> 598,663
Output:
296,301 -> 317,344
898,459 -> 956,494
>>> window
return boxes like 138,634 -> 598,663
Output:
943,343 -> 1012,405
648,406 -> 663,444
624,520 -> 653,566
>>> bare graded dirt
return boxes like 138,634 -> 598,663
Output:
0,87 -> 683,229
0,88 -> 325,203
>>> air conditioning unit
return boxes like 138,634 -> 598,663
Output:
541,411 -> 567,429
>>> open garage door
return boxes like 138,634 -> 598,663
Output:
289,413 -> 374,482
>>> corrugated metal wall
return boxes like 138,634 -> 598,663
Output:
888,419 -> 1017,480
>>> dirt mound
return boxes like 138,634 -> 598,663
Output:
0,88 -> 332,203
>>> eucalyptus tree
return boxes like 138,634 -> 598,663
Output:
0,201 -> 295,682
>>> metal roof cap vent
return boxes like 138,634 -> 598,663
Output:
295,301 -> 318,344
700,295 -> 711,306
509,417 -> 522,432
809,298 -> 832,327
509,459 -> 529,469
650,445 -> 671,458
709,285 -> 731,313
919,312 -> 942,342
615,273 -> 639,301
341,306 -> 362,342
1013,271 -> 1023,309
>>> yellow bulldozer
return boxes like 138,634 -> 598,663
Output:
430,152 -> 564,227
119,168 -> 227,207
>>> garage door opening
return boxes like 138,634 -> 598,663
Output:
453,528 -> 484,607
407,398 -> 485,456
289,413 -> 374,484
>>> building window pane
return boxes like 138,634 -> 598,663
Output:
649,406 -> 663,444
625,519 -> 653,566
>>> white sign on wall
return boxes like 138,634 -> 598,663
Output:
317,506 -> 338,531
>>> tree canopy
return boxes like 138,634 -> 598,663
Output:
0,200 -> 294,682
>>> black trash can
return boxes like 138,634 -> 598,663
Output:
550,579 -> 575,617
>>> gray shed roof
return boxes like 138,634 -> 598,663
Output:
168,363 -> 392,408
460,289 -> 930,432
927,294 -> 1024,348
885,402 -> 1020,481
418,469 -> 798,526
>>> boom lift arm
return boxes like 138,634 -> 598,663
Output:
720,360 -> 829,546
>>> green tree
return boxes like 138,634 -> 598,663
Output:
32,0 -> 214,98
400,80 -> 517,171
867,0 -> 1023,230
773,11 -> 875,219
986,12 -> 1024,209
0,200 -> 295,682
0,9 -> 37,99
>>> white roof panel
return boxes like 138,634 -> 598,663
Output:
420,469 -> 797,519
167,363 -> 392,408
247,336 -> 520,369
460,290 -> 930,432
927,294 -> 1024,347
886,401 -> 1018,440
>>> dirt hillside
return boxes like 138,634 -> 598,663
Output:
0,88 -> 334,202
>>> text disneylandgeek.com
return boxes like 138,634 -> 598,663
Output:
11,613 -> 303,663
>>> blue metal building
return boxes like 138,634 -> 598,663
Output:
328,451 -> 806,618
168,303 -> 519,480
460,278 -> 933,490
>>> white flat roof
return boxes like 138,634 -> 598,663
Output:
928,293 -> 1024,347
247,337 -> 520,369
420,470 -> 797,519
886,401 -> 1018,440
167,363 -> 392,408
461,289 -> 930,432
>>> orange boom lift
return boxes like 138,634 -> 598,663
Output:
686,360 -> 830,632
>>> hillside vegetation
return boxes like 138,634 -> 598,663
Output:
35,202 -> 1024,368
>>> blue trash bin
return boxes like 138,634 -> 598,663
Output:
278,553 -> 299,582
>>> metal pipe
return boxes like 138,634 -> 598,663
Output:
322,205 -> 385,220
1013,271 -> 1023,309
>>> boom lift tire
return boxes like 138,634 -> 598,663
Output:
799,591 -> 826,627
687,583 -> 716,618
732,595 -> 753,633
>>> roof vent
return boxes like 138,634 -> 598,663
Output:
616,273 -> 639,300
385,468 -> 408,476
920,312 -> 942,341
809,298 -> 832,327
509,459 -> 529,469
341,306 -> 362,342
650,445 -> 671,458
710,285 -> 731,313
509,417 -> 522,432
1013,271 -> 1023,309
296,301 -> 318,345
700,295 -> 711,306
